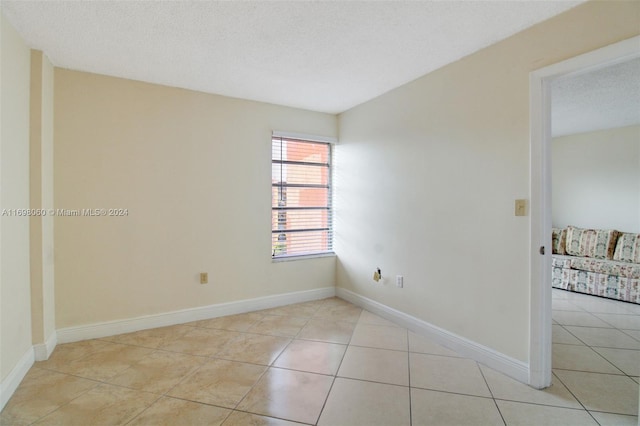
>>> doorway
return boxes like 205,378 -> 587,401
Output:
529,35 -> 640,389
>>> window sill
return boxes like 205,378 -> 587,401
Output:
272,252 -> 336,263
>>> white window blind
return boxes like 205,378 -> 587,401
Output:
272,136 -> 333,258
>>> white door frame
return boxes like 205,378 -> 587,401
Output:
529,35 -> 640,389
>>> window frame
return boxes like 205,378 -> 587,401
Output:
271,133 -> 335,260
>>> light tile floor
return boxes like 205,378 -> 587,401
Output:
2,291 -> 639,425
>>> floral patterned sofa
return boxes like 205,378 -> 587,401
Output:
552,226 -> 640,304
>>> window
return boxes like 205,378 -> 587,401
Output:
272,135 -> 333,258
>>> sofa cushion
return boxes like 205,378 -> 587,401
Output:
613,233 -> 640,264
552,228 -> 567,255
565,226 -> 619,260
569,257 -> 640,279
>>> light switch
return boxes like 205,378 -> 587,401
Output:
200,272 -> 208,284
515,199 -> 527,216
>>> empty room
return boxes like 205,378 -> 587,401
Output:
1,1 -> 639,425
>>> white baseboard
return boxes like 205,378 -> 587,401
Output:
336,288 -> 529,385
33,331 -> 58,361
0,346 -> 34,411
57,286 -> 336,344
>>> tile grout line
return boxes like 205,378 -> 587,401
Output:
549,370 -> 597,418
227,298 -> 333,423
13,370 -> 103,426
28,362 -> 165,424
619,328 -> 640,343
121,392 -> 165,425
406,328 -> 413,426
114,309 -> 298,421
491,395 -> 605,412
224,338 -> 287,413
554,343 -> 628,376
476,362 -> 506,426
555,308 -> 640,379
227,407 -> 315,425
313,304 -> 363,425
553,291 -> 639,421
559,323 -> 599,347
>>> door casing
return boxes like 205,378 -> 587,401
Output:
528,35 -> 640,389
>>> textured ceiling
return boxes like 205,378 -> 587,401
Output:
552,58 -> 640,137
2,0 -> 584,114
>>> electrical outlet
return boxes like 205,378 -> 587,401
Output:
396,275 -> 403,288
200,272 -> 208,284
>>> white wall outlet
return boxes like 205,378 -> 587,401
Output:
396,275 -> 403,288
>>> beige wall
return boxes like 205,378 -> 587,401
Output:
30,50 -> 56,345
54,69 -> 337,328
552,125 -> 640,233
335,1 -> 640,362
1,14 -> 32,380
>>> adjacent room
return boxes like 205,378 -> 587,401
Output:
1,1 -> 639,425
548,57 -> 640,425
550,58 -> 640,304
